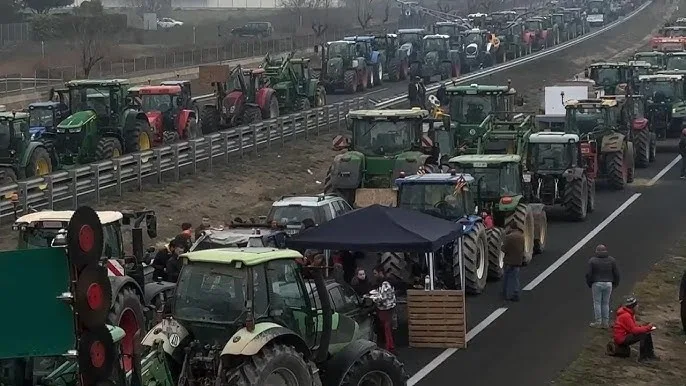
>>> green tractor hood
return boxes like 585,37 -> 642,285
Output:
329,149 -> 430,191
57,110 -> 96,131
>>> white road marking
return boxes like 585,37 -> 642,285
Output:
407,308 -> 508,386
523,192 -> 642,291
647,155 -> 681,186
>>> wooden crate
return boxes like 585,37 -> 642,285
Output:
406,289 -> 467,349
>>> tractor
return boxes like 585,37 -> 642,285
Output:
373,33 -> 410,81
626,60 -> 655,92
409,34 -> 461,82
551,12 -> 573,42
584,62 -> 630,95
140,247 -> 408,385
261,52 -> 327,112
564,7 -> 589,36
602,93 -> 655,167
45,79 -> 153,165
522,18 -> 553,52
450,154 -> 548,263
397,28 -> 427,67
199,65 -> 279,134
564,98 -> 635,190
0,111 -> 56,182
665,51 -> 686,71
323,109 -> 441,207
27,98 -> 69,141
159,79 -> 200,116
633,51 -> 666,70
526,132 -> 596,221
316,40 -> 369,94
441,82 -> 523,154
638,73 -> 686,139
586,0 -> 611,26
128,84 -> 200,145
12,208 -> 176,371
461,28 -> 498,72
383,172 -> 503,295
498,20 -> 527,61
343,36 -> 385,87
0,207 -> 176,386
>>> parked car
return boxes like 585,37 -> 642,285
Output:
267,194 -> 353,235
231,21 -> 273,37
190,226 -> 289,251
157,18 -> 184,29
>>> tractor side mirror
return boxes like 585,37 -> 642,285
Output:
332,135 -> 350,151
584,68 -> 589,78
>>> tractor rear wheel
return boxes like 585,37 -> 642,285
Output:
95,137 -> 123,160
263,95 -> 280,120
374,62 -> 384,86
634,128 -> 650,168
339,347 -> 407,385
563,177 -> 588,221
587,177 -> 596,213
606,149 -> 626,190
200,106 -> 220,135
107,286 -> 146,373
459,223 -> 488,294
124,119 -> 153,154
244,106 -> 263,124
314,86 -> 326,107
625,142 -> 635,183
295,97 -> 310,111
343,70 -> 357,94
379,252 -> 412,286
506,203 -> 535,263
224,344 -> 312,385
25,146 -> 52,178
388,58 -> 400,81
162,131 -> 180,144
486,227 -> 504,280
439,62 -> 452,80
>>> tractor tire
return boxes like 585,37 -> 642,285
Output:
244,106 -> 263,124
635,129 -> 650,168
224,344 -> 313,386
649,132 -> 657,162
409,62 -> 420,78
296,97 -> 311,111
314,86 -> 327,107
388,58 -> 400,81
162,131 -> 180,144
587,177 -> 596,213
262,95 -> 280,120
460,223 -> 489,295
606,149 -> 627,190
200,106 -> 220,135
1,167 -> 17,183
505,203 -> 535,263
375,62 -> 384,86
533,209 -> 547,255
343,70 -> 357,94
338,347 -> 407,386
439,62 -> 452,80
625,142 -> 635,183
378,252 -> 412,286
562,177 -> 588,221
124,119 -> 153,154
486,227 -> 504,280
185,117 -> 200,140
107,286 -> 146,373
95,137 -> 123,160
360,68 -> 369,91
400,60 -> 409,80
25,146 -> 52,178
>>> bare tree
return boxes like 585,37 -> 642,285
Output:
310,0 -> 333,40
72,1 -> 111,78
436,1 -> 453,14
280,0 -> 310,29
355,0 -> 374,31
381,0 -> 392,25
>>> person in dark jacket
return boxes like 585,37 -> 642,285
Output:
418,78 -> 427,109
679,128 -> 686,178
586,244 -> 620,328
351,267 -> 374,296
680,269 -> 686,337
613,296 -> 659,361
194,216 -> 212,240
152,237 -> 184,281
501,221 -> 525,302
408,77 -> 422,108
436,83 -> 447,106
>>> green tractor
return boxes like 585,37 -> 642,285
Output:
441,82 -> 523,154
261,52 -> 327,112
638,73 -> 686,139
140,247 -> 408,385
664,51 -> 686,71
450,154 -> 548,263
633,51 -> 666,70
0,111 -> 56,183
409,34 -> 461,82
316,40 -> 370,94
323,109 -> 441,207
584,62 -> 630,95
374,33 -> 410,81
44,79 -> 153,165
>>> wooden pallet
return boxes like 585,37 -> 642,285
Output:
406,289 -> 467,349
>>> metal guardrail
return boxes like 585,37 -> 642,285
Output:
0,98 -> 366,221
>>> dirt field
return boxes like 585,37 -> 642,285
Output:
553,249 -> 686,385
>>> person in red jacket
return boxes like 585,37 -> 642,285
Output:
613,296 -> 659,361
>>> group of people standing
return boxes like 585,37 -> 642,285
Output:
151,217 -> 213,282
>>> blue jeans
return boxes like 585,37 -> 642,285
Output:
503,265 -> 520,300
592,282 -> 613,325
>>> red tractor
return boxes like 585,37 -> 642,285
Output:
200,65 -> 280,134
523,17 -> 553,51
132,84 -> 201,144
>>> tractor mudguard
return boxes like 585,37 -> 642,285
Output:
123,110 -> 148,131
176,109 -> 194,132
220,322 -> 311,358
143,280 -> 176,305
391,152 -> 432,178
461,214 -> 484,234
370,51 -> 381,64
330,151 -> 363,189
600,132 -> 625,153
109,275 -> 144,303
141,318 -> 189,358
497,194 -> 523,212
255,88 -> 274,111
321,339 -> 377,386
562,166 -> 585,182
18,142 -> 48,169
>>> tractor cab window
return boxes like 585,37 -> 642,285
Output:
450,94 -> 492,124
635,55 -> 661,67
567,107 -> 606,134
102,222 -> 122,259
71,87 -> 111,117
174,262 -> 248,323
457,164 -> 521,199
352,119 -> 417,156
29,108 -> 54,128
590,67 -> 623,87
666,55 -> 686,70
530,143 -> 575,170
463,32 -> 483,45
17,224 -> 62,249
423,38 -> 445,52
266,260 -> 313,344
525,20 -> 541,30
140,94 -> 176,113
398,183 -> 467,220
552,15 -> 564,25
0,121 -> 11,148
398,32 -> 422,46
354,42 -> 368,57
640,80 -> 680,100
327,42 -> 351,59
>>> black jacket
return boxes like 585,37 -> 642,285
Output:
585,251 -> 620,288
152,248 -> 173,281
679,136 -> 686,156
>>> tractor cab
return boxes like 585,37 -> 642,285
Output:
490,10 -> 518,26
397,28 -> 427,55
160,79 -> 193,107
343,35 -> 374,59
665,52 -> 686,71
584,62 -> 629,95
627,61 -> 654,90
638,74 -> 685,104
373,33 -> 398,51
638,73 -> 686,137
62,79 -> 130,128
0,111 -> 54,181
601,94 -> 647,131
445,83 -> 519,124
422,34 -> 450,54
27,101 -> 69,139
564,98 -> 620,137
527,132 -> 582,174
433,22 -> 466,47
395,172 -> 476,221
633,51 -> 666,70
131,84 -> 199,144
324,40 -> 358,63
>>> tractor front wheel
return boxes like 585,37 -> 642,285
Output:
263,95 -> 280,120
200,106 -> 220,134
244,106 -> 263,124
486,227 -> 504,280
95,137 -> 123,160
606,149 -> 627,190
459,223 -> 489,294
338,348 -> 407,385
107,286 -> 146,373
295,97 -> 311,111
563,176 -> 588,221
26,146 -> 52,178
388,58 -> 400,81
343,70 -> 357,94
533,209 -> 547,255
124,119 -> 153,153
224,344 -> 313,385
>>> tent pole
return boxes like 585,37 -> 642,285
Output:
428,252 -> 435,290
324,250 -> 331,277
458,237 -> 465,290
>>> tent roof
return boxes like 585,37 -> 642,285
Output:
286,204 -> 462,252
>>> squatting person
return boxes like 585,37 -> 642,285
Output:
613,296 -> 659,362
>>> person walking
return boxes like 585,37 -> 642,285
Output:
679,128 -> 686,179
586,244 -> 620,328
418,78 -> 427,109
501,221 -> 525,302
613,296 -> 659,361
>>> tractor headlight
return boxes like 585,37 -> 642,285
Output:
352,59 -> 359,67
